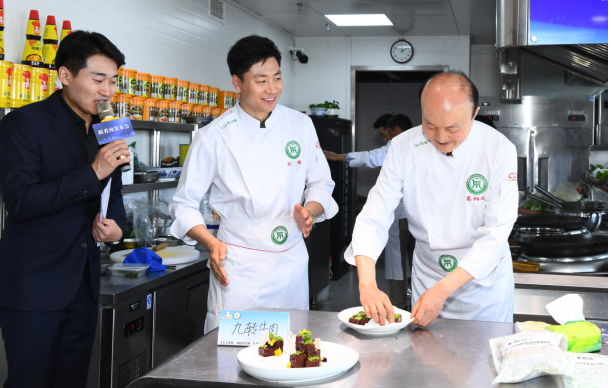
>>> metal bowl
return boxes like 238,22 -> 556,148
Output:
154,235 -> 183,246
134,171 -> 161,183
513,227 -> 564,239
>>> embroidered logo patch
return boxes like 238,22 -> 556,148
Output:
438,255 -> 458,272
271,226 -> 288,245
285,141 -> 301,159
466,174 -> 488,195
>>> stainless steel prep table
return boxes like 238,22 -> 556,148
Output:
128,309 -> 571,388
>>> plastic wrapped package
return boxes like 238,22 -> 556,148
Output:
563,353 -> 608,388
124,198 -> 169,248
554,181 -> 581,202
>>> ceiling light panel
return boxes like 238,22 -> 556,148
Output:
325,14 -> 393,27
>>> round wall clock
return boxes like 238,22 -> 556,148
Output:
390,40 -> 413,64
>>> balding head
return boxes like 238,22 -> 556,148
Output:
419,71 -> 480,153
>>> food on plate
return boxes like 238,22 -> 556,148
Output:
348,311 -> 371,325
287,329 -> 325,368
386,312 -> 402,323
258,332 -> 284,357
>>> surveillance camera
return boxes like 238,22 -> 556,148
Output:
295,51 -> 308,64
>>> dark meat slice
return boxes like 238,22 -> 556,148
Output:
258,346 -> 275,357
305,358 -> 321,367
273,340 -> 284,352
290,352 -> 307,368
296,336 -> 308,352
303,344 -> 316,356
349,316 -> 370,325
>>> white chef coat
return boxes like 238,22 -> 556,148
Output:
345,121 -> 518,323
169,103 -> 338,333
346,140 -> 407,280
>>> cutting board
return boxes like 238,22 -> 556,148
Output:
110,247 -> 201,265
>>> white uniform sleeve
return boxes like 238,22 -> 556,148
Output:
347,143 -> 390,168
458,142 -> 518,282
344,140 -> 405,264
303,118 -> 339,222
169,128 -> 216,245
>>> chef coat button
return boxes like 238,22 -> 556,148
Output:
82,191 -> 87,196
81,243 -> 87,248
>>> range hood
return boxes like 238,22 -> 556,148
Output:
496,0 -> 608,100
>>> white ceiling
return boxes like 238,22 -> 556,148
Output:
233,0 -> 497,44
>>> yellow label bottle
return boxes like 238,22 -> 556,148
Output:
0,2 -> 5,61
59,20 -> 71,43
21,10 -> 43,67
42,15 -> 58,69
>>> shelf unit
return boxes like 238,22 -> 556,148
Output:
122,121 -> 198,199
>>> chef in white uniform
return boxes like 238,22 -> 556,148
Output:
346,71 -> 518,327
324,114 -> 416,309
169,35 -> 338,333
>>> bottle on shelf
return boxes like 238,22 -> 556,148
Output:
0,0 -> 5,61
42,15 -> 58,69
21,10 -> 43,67
59,20 -> 71,43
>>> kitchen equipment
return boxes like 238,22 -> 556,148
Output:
153,243 -> 168,252
109,263 -> 150,277
110,247 -> 200,265
100,263 -> 112,276
512,227 -> 564,239
139,166 -> 182,180
154,235 -> 183,247
534,185 -> 607,211
558,210 -> 603,232
186,116 -> 211,128
134,171 -> 160,183
515,214 -> 589,230
518,252 -> 608,274
515,234 -> 608,257
123,238 -> 137,249
512,260 -> 540,273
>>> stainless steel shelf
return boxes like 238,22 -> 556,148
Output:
132,120 -> 197,132
122,180 -> 178,194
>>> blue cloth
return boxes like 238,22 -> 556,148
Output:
124,248 -> 167,272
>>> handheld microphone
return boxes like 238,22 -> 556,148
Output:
97,101 -> 131,172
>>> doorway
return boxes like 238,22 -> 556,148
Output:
350,66 -> 447,197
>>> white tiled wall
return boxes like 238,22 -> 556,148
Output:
294,36 -> 471,120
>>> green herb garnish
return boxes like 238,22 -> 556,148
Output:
307,356 -> 320,361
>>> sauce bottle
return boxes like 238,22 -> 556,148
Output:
0,1 -> 5,61
59,20 -> 71,43
21,10 -> 43,67
42,15 -> 58,69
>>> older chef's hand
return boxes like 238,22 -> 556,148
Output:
294,204 -> 314,238
92,213 -> 123,242
356,255 -> 395,326
209,239 -> 229,286
410,285 -> 448,327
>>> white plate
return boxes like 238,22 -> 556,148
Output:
109,247 -> 200,265
338,306 -> 414,335
237,340 -> 358,383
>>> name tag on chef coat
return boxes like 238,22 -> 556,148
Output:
217,310 -> 289,346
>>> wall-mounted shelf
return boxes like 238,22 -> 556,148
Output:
132,120 -> 197,132
122,180 -> 179,194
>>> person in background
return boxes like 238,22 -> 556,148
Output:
324,114 -> 416,310
169,35 -> 338,334
0,31 -> 128,387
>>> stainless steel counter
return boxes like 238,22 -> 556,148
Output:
128,309 -> 570,388
99,256 -> 209,306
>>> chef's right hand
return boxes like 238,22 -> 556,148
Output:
359,284 -> 395,326
91,140 -> 131,180
209,239 -> 229,286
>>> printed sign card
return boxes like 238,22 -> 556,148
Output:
92,117 -> 135,145
217,310 -> 290,347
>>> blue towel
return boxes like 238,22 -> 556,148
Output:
124,247 -> 167,272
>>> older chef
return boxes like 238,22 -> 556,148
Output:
346,71 -> 518,327
170,35 -> 338,333
324,114 -> 415,310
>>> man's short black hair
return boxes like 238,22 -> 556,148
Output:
227,35 -> 282,80
55,31 -> 125,77
386,114 -> 413,132
373,113 -> 392,129
419,70 -> 479,116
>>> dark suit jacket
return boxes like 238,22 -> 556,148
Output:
0,91 -> 126,311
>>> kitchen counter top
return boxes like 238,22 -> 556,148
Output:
514,273 -> 608,293
128,309 -> 570,388
99,255 -> 209,306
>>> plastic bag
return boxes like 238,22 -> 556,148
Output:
554,181 -> 581,202
128,141 -> 139,172
124,199 -> 159,248
490,330 -> 573,384
563,353 -> 608,388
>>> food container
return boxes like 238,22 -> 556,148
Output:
134,171 -> 160,183
165,77 -> 178,100
157,100 -> 169,122
139,166 -> 182,179
192,104 -> 203,117
109,263 -> 149,277
208,87 -> 219,107
198,84 -> 209,106
0,60 -> 12,107
211,107 -> 220,119
168,100 -> 182,123
202,106 -> 212,119
110,94 -> 118,116
234,92 -> 240,105
116,66 -> 123,94
189,83 -> 199,104
179,144 -> 189,166
144,98 -> 157,121
122,238 -> 137,249
10,64 -> 32,108
150,75 -> 164,99
218,90 -> 232,109
116,94 -> 131,118
129,96 -> 145,120
135,72 -> 150,97
181,103 -> 193,123
120,68 -> 137,95
48,69 -> 59,97
29,67 -> 49,103
177,79 -> 189,102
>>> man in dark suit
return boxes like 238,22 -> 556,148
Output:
0,31 -> 130,387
